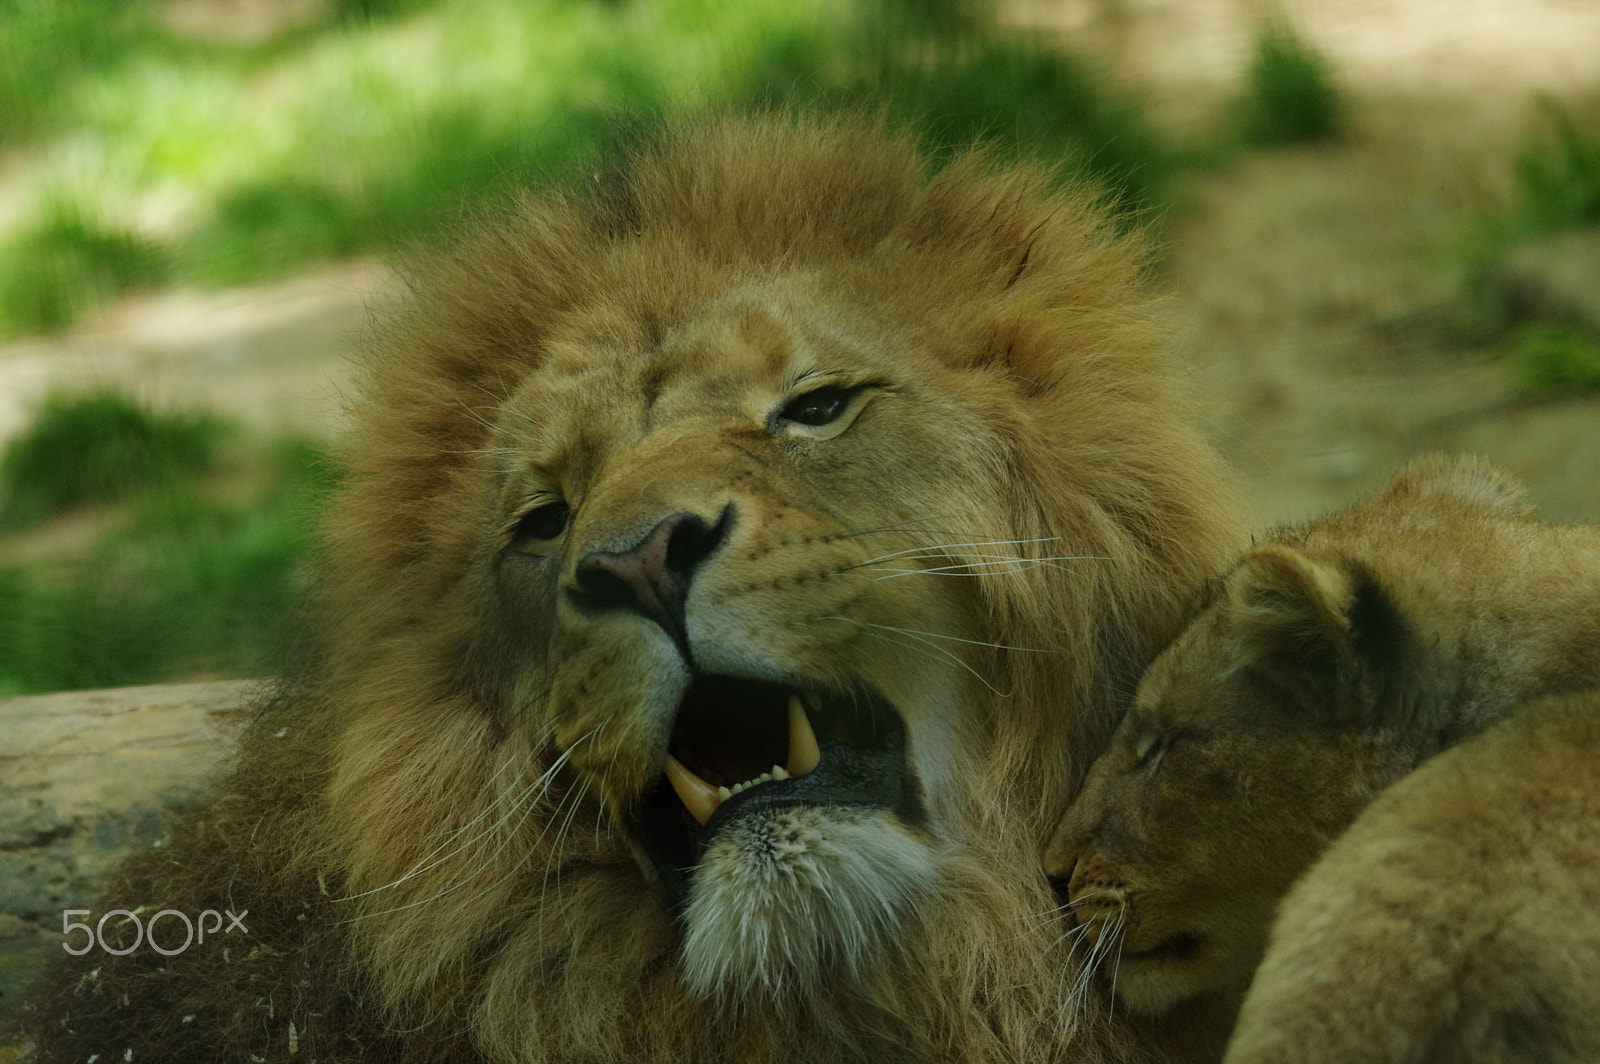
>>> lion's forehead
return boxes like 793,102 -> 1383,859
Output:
503,288 -> 914,462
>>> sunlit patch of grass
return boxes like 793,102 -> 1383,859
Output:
0,391 -> 228,528
0,404 -> 329,696
1,0 -> 1175,336
1237,20 -> 1343,146
0,0 -> 162,146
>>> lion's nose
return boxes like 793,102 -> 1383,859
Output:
570,505 -> 734,652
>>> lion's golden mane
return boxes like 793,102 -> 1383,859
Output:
29,114 -> 1241,1064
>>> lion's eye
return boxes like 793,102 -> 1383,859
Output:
511,500 -> 571,553
779,385 -> 858,427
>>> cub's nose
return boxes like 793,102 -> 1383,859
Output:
1062,857 -> 1129,943
569,505 -> 734,652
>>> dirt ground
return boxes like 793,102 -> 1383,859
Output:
1025,0 -> 1600,523
1,0 -> 1598,533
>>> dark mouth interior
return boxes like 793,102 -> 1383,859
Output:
668,674 -> 791,787
630,673 -> 918,911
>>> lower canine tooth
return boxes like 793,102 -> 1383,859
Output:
664,755 -> 723,825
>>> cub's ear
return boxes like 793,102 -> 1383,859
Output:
1221,544 -> 1364,724
1379,453 -> 1532,518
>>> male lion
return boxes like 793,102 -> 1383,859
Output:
27,115 -> 1243,1063
1045,454 -> 1600,1062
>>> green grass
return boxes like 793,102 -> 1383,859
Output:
0,0 -> 1173,337
0,398 -> 326,695
0,0 -> 164,147
0,208 -> 169,335
1462,104 -> 1600,341
868,37 -> 1171,215
1237,20 -> 1343,146
1505,101 -> 1600,240
1505,322 -> 1600,397
0,391 -> 229,528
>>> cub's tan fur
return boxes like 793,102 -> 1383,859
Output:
1045,455 -> 1600,1058
28,114 -> 1243,1063
1225,688 -> 1600,1064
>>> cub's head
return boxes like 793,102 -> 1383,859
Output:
316,114 -> 1242,1033
1044,455 -> 1532,1016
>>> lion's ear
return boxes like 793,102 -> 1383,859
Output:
1379,453 -> 1533,518
1221,544 -> 1367,724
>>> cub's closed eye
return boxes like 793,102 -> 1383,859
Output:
779,385 -> 859,427
1134,734 -> 1168,768
513,501 -> 571,544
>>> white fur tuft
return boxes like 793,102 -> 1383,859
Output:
679,805 -> 940,1002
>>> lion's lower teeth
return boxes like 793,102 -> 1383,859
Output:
717,764 -> 788,800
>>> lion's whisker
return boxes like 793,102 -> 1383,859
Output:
337,736 -> 581,905
824,617 -> 1009,696
418,737 -> 542,840
451,397 -> 503,435
347,733 -> 583,923
868,555 -> 1106,580
334,760 -> 536,903
844,536 -> 1063,569
593,727 -> 625,847
351,781 -> 555,923
1104,909 -> 1129,1020
853,621 -> 1055,656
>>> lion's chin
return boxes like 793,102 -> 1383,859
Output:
612,672 -> 939,999
679,804 -> 940,1001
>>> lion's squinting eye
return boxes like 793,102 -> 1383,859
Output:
774,383 -> 874,439
510,498 -> 571,555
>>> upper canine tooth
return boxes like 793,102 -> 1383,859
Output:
664,755 -> 723,825
787,695 -> 822,778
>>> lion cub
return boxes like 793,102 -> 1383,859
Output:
1224,687 -> 1600,1063
1044,455 -> 1600,1056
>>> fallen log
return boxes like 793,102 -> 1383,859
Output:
0,679 -> 255,1047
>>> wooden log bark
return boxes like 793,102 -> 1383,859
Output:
0,679 -> 256,1049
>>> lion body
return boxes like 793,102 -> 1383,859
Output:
1225,688 -> 1600,1064
26,116 -> 1243,1062
1044,455 -> 1600,1059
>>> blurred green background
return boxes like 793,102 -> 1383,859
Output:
1,0 -> 1598,694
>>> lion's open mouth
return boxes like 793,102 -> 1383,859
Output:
629,674 -> 923,907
